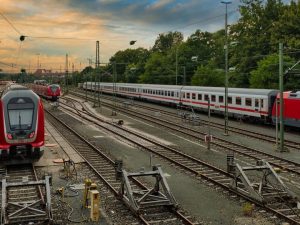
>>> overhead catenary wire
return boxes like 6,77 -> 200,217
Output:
0,10 -> 22,35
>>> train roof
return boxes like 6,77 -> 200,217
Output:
8,84 -> 29,91
1,84 -> 38,99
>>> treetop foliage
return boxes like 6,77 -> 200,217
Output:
77,0 -> 299,90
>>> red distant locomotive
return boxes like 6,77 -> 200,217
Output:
0,84 -> 44,162
31,80 -> 61,101
271,91 -> 300,127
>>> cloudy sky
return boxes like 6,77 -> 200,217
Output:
0,0 -> 290,73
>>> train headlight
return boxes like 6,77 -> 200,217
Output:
7,133 -> 13,139
29,131 -> 35,138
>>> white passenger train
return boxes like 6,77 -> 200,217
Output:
83,82 -> 279,121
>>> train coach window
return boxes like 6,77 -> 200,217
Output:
183,93 -> 185,98
246,98 -> 252,106
171,92 -> 174,97
211,95 -> 216,102
219,96 -> 224,103
255,99 -> 259,107
236,97 -> 241,105
192,93 -> 196,100
228,97 -> 232,104
261,99 -> 264,108
204,94 -> 209,101
187,93 -> 190,99
198,94 -> 202,100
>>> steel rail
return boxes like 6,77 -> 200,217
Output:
63,95 -> 300,177
45,109 -> 195,225
69,90 -> 300,150
60,96 -> 300,225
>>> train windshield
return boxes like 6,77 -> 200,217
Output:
50,85 -> 59,92
7,98 -> 34,130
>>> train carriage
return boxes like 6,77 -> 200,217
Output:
140,84 -> 181,105
30,80 -> 61,101
180,86 -> 278,120
82,82 -> 300,128
0,84 -> 44,162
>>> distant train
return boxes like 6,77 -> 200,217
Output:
82,82 -> 300,128
0,84 -> 44,162
30,80 -> 61,101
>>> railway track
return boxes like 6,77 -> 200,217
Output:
64,94 -> 300,177
70,90 -> 300,151
0,164 -> 52,225
45,108 -> 198,225
56,97 -> 300,225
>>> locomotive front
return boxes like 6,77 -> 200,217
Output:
0,85 -> 44,161
47,84 -> 61,101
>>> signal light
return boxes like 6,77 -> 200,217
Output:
29,132 -> 35,138
7,133 -> 13,139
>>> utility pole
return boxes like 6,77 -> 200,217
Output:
176,47 -> 178,85
95,41 -> 100,107
36,53 -> 40,71
221,0 -> 231,136
183,66 -> 186,85
207,97 -> 211,150
96,41 -> 100,68
112,62 -> 117,116
65,54 -> 69,93
279,43 -> 285,152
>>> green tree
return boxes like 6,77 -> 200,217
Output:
109,47 -> 149,82
191,64 -> 225,87
250,54 -> 295,89
140,52 -> 175,84
229,0 -> 285,77
152,31 -> 183,53
271,1 -> 300,57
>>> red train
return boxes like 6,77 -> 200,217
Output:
0,84 -> 44,162
271,91 -> 300,127
30,80 -> 61,101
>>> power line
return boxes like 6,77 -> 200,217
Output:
172,9 -> 239,32
0,61 -> 17,68
0,11 -> 22,35
27,36 -> 96,41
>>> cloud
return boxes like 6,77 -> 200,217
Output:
0,0 -> 293,73
146,0 -> 175,10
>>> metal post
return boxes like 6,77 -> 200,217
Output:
98,72 -> 100,108
207,97 -> 211,150
93,73 -> 96,107
176,47 -> 178,85
275,99 -> 279,149
65,54 -> 69,93
112,62 -> 117,116
85,70 -> 88,101
279,43 -> 285,152
183,66 -> 186,85
222,0 -> 231,136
